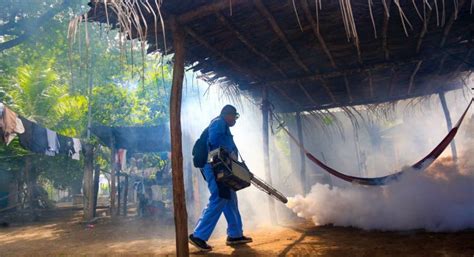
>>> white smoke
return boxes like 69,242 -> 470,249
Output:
287,153 -> 474,231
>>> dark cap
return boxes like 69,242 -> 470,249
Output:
220,104 -> 239,116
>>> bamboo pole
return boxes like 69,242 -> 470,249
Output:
83,144 -> 95,221
170,17 -> 189,257
438,92 -> 457,161
295,112 -> 307,194
110,135 -> 117,217
262,87 -> 277,225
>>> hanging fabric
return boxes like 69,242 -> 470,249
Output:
18,116 -> 48,153
274,98 -> 473,186
72,138 -> 82,160
45,129 -> 60,156
0,104 -> 24,145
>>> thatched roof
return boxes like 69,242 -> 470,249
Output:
84,0 -> 473,112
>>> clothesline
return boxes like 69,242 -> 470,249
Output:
0,102 -> 83,161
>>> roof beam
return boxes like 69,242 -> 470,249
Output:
407,60 -> 423,95
215,12 -> 318,105
382,0 -> 392,60
178,0 -> 250,24
263,57 -> 423,86
184,26 -> 257,81
388,66 -> 397,96
254,0 -> 310,73
299,0 -> 337,68
215,12 -> 285,77
439,0 -> 467,48
368,70 -> 374,98
416,6 -> 432,53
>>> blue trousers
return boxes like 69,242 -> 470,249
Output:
193,164 -> 243,241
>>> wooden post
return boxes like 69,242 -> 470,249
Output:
170,17 -> 189,257
110,135 -> 117,217
295,112 -> 307,194
117,173 -> 121,215
123,174 -> 128,216
93,165 -> 100,217
438,92 -> 457,161
83,144 -> 95,221
262,87 -> 277,224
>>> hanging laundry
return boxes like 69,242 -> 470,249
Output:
18,117 -> 48,153
0,104 -> 23,145
116,149 -> 127,171
72,138 -> 82,160
45,129 -> 60,156
58,134 -> 75,157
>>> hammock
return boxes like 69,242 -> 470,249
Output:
277,99 -> 473,186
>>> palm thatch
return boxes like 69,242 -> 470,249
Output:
82,0 -> 473,113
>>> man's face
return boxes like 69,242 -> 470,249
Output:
224,113 -> 239,127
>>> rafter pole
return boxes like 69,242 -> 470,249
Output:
408,60 -> 423,95
255,0 -> 310,73
185,26 -> 257,81
178,0 -> 250,24
439,0 -> 467,48
215,12 -> 285,76
388,66 -> 397,96
343,74 -> 353,103
416,6 -> 432,53
382,0 -> 392,60
215,12 -> 318,105
368,70 -> 374,98
300,0 -> 337,68
263,57 -> 423,86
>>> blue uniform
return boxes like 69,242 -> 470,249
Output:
192,116 -> 243,241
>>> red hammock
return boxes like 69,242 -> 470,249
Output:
278,99 -> 473,186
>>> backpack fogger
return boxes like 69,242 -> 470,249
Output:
208,148 -> 288,204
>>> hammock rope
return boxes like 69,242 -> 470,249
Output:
271,98 -> 473,186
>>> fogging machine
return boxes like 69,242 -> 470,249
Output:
208,148 -> 288,204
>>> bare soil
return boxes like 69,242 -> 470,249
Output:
0,209 -> 473,256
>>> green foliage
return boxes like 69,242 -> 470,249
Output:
0,0 -> 173,193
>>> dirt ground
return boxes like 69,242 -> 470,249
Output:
1,209 -> 473,256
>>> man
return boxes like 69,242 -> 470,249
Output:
189,105 -> 252,252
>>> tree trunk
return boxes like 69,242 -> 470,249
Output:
170,17 -> 189,257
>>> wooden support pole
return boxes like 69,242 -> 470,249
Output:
438,92 -> 458,161
170,17 -> 189,257
262,87 -> 277,225
408,60 -> 423,95
110,136 -> 117,217
117,173 -> 121,215
93,165 -> 100,217
295,112 -> 307,194
83,144 -> 95,221
123,175 -> 129,216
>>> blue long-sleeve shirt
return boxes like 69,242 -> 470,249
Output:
207,116 -> 238,155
